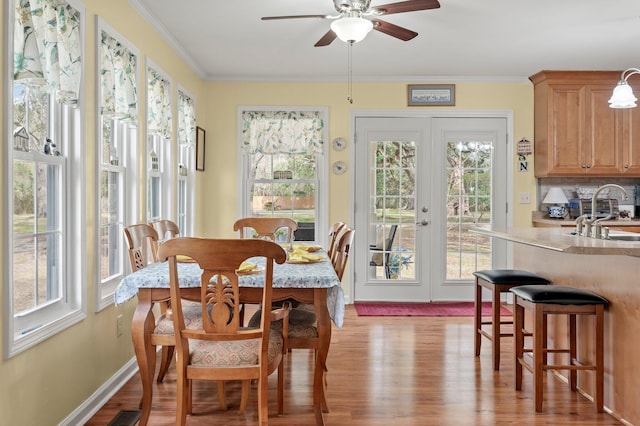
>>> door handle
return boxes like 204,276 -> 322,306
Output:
416,220 -> 429,226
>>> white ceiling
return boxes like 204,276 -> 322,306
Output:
129,0 -> 640,83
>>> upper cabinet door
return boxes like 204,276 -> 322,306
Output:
531,70 -> 638,177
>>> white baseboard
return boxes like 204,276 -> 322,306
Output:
58,356 -> 138,426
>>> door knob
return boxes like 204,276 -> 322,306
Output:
416,220 -> 429,226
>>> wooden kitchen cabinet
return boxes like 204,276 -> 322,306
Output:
530,71 -> 640,177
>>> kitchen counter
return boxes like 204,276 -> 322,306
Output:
471,225 -> 640,256
471,225 -> 640,425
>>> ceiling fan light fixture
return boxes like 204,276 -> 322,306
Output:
330,17 -> 373,43
609,68 -> 640,108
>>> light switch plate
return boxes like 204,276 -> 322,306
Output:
518,192 -> 531,204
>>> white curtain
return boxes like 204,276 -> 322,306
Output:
241,111 -> 324,154
147,67 -> 172,138
14,0 -> 82,104
100,31 -> 138,122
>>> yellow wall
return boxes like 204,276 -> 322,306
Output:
0,1 -> 536,425
199,80 -> 536,240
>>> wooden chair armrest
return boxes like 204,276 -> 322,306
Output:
270,301 -> 292,322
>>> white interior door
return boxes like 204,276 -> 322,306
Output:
353,115 -> 508,302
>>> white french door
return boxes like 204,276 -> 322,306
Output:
353,115 -> 509,302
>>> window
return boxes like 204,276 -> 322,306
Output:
146,62 -> 173,223
95,19 -> 140,309
238,108 -> 328,244
5,0 -> 85,357
177,87 -> 196,236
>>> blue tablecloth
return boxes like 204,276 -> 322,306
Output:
114,257 -> 345,327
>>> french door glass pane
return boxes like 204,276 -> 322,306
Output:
369,140 -> 416,280
446,141 -> 493,280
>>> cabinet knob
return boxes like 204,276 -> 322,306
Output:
586,164 -> 592,168
582,164 -> 587,168
625,164 -> 629,169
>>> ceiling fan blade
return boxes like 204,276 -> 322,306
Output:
315,30 -> 338,47
261,14 -> 331,20
371,18 -> 418,41
372,0 -> 440,16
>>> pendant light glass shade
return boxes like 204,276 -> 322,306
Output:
609,81 -> 637,108
330,17 -> 373,43
609,68 -> 640,108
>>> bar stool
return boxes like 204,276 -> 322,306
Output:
473,269 -> 551,370
510,285 -> 608,413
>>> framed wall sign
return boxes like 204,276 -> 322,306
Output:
196,126 -> 205,171
407,84 -> 456,106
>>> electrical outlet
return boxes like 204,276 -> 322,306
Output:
117,314 -> 124,337
518,192 -> 531,204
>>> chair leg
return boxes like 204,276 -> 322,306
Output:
474,281 -> 482,357
514,301 -> 524,391
217,381 -> 227,411
277,362 -> 285,415
533,305 -> 545,413
156,345 -> 174,383
257,374 -> 269,426
568,314 -> 577,391
239,380 -> 250,414
491,285 -> 501,370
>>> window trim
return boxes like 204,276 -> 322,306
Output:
94,17 -> 140,311
236,106 -> 329,247
3,0 -> 87,358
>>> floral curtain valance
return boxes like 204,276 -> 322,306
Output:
100,31 -> 138,122
14,0 -> 82,104
177,90 -> 195,147
147,67 -> 172,138
241,111 -> 324,154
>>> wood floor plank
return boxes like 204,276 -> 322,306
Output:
86,305 -> 622,425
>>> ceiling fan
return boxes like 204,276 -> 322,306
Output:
261,0 -> 441,46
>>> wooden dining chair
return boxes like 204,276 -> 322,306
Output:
124,223 -> 159,271
123,224 -> 200,386
150,219 -> 179,242
327,221 -> 346,260
233,217 -> 298,244
157,237 -> 290,426
331,227 -> 354,281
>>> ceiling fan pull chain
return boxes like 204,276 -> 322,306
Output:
347,41 -> 354,104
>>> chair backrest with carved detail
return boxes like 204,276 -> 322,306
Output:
124,224 -> 159,271
327,222 -> 346,260
332,227 -> 354,281
233,217 -> 298,244
150,219 -> 179,242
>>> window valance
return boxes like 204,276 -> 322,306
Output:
178,90 -> 196,147
241,111 -> 324,154
147,67 -> 172,138
100,31 -> 138,121
14,0 -> 82,104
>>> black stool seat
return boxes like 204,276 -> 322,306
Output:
511,285 -> 608,305
473,269 -> 551,285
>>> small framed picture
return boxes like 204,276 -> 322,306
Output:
196,126 -> 205,171
407,84 -> 455,106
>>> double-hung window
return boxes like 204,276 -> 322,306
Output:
146,62 -> 172,223
177,88 -> 196,236
96,19 -> 139,308
238,108 -> 328,244
5,0 -> 85,357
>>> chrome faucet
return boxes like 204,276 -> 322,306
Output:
576,184 -> 629,238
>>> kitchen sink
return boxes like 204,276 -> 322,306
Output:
607,234 -> 640,241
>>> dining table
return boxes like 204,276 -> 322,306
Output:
114,250 -> 344,426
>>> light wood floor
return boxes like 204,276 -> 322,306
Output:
86,305 -> 622,425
